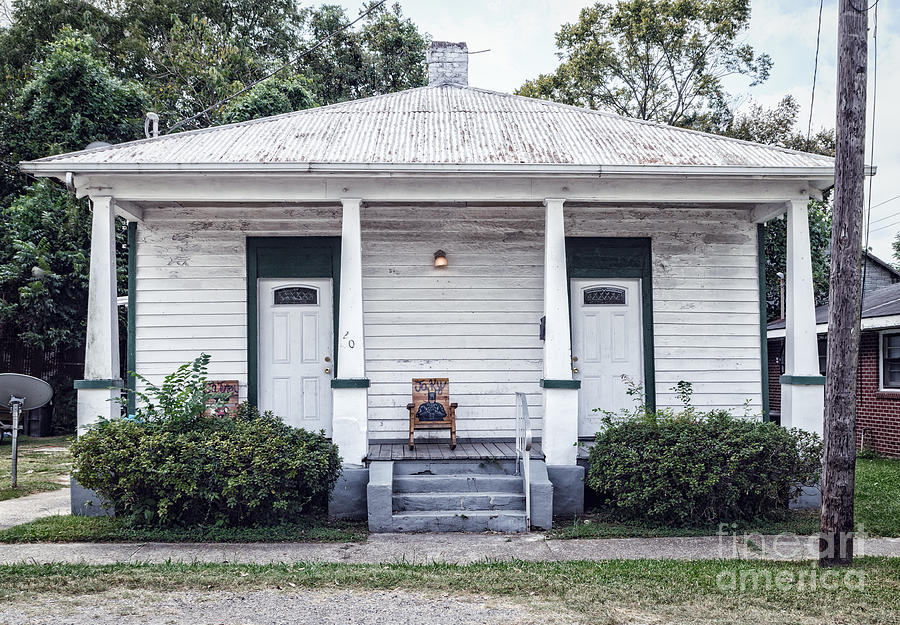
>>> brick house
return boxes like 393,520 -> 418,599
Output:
768,253 -> 900,457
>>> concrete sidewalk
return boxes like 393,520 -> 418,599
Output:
0,488 -> 69,530
2,532 -> 899,565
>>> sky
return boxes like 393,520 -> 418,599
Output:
335,0 -> 899,262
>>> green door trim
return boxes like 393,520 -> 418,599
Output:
757,223 -> 771,421
246,236 -> 341,407
126,221 -> 137,415
566,237 -> 656,411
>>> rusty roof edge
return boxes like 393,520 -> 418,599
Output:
19,161 -> 841,179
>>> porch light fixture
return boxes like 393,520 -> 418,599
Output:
434,250 -> 448,268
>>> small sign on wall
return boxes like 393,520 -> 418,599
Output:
206,380 -> 240,415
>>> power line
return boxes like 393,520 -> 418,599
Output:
849,0 -> 879,12
166,0 -> 388,134
860,1 -> 878,321
807,0 -> 824,151
867,194 -> 900,219
869,218 -> 900,234
862,1 -> 878,254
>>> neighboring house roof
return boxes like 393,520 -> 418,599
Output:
768,281 -> 900,335
863,251 -> 900,281
20,84 -> 836,175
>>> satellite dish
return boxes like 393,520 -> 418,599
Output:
0,374 -> 52,489
0,373 -> 53,411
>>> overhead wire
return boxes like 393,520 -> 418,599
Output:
806,0 -> 825,151
860,0 -> 878,316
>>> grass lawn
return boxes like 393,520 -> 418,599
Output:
553,456 -> 900,539
0,435 -> 72,502
0,514 -> 366,543
1,558 -> 898,624
854,457 -> 900,537
551,510 -> 821,539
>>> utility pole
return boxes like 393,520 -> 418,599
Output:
820,0 -> 868,568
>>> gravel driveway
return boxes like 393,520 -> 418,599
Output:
0,588 -> 573,625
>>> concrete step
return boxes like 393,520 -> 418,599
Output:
392,459 -> 519,476
392,474 -> 524,494
390,510 -> 528,533
393,491 -> 525,512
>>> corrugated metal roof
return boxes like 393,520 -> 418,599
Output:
24,85 -> 835,171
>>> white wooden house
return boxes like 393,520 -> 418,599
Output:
22,42 -> 836,531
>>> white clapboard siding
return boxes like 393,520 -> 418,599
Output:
565,206 -> 763,413
133,204 -> 341,401
360,205 -> 546,441
133,202 -> 763,440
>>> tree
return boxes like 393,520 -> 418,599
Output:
0,180 -> 91,350
221,76 -> 317,124
150,13 -> 268,130
517,0 -> 771,127
0,30 -> 137,348
298,2 -> 427,105
0,28 -> 147,202
893,233 -> 900,270
0,1 -> 429,135
705,95 -> 835,155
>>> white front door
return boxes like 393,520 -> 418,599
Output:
570,278 -> 644,437
258,278 -> 333,435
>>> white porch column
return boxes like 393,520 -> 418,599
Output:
331,198 -> 368,465
75,195 -> 122,434
541,198 -> 579,465
781,199 -> 825,435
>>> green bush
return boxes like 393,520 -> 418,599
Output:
71,355 -> 342,527
586,379 -> 822,526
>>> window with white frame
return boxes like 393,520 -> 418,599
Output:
882,332 -> 900,390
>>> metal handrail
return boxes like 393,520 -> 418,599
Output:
515,392 -> 532,529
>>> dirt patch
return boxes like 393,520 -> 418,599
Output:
0,588 -> 576,625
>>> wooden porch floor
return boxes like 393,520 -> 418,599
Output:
367,440 -> 544,461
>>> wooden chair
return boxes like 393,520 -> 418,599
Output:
407,377 -> 457,450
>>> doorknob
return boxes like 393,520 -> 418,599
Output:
324,356 -> 331,362
324,367 -> 331,374
572,367 -> 579,373
572,356 -> 578,362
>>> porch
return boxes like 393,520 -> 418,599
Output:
68,191 -> 828,531
366,440 -> 544,462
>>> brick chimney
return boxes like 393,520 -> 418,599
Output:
427,41 -> 468,86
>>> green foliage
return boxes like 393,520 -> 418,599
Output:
708,95 -> 835,155
0,179 -> 128,349
517,0 -> 771,127
222,76 -> 317,124
2,28 -> 147,163
892,233 -> 900,271
72,356 -> 342,527
0,0 -> 126,97
124,353 -> 230,428
299,2 -> 427,105
0,180 -> 88,348
152,13 -> 268,128
587,379 -> 823,525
